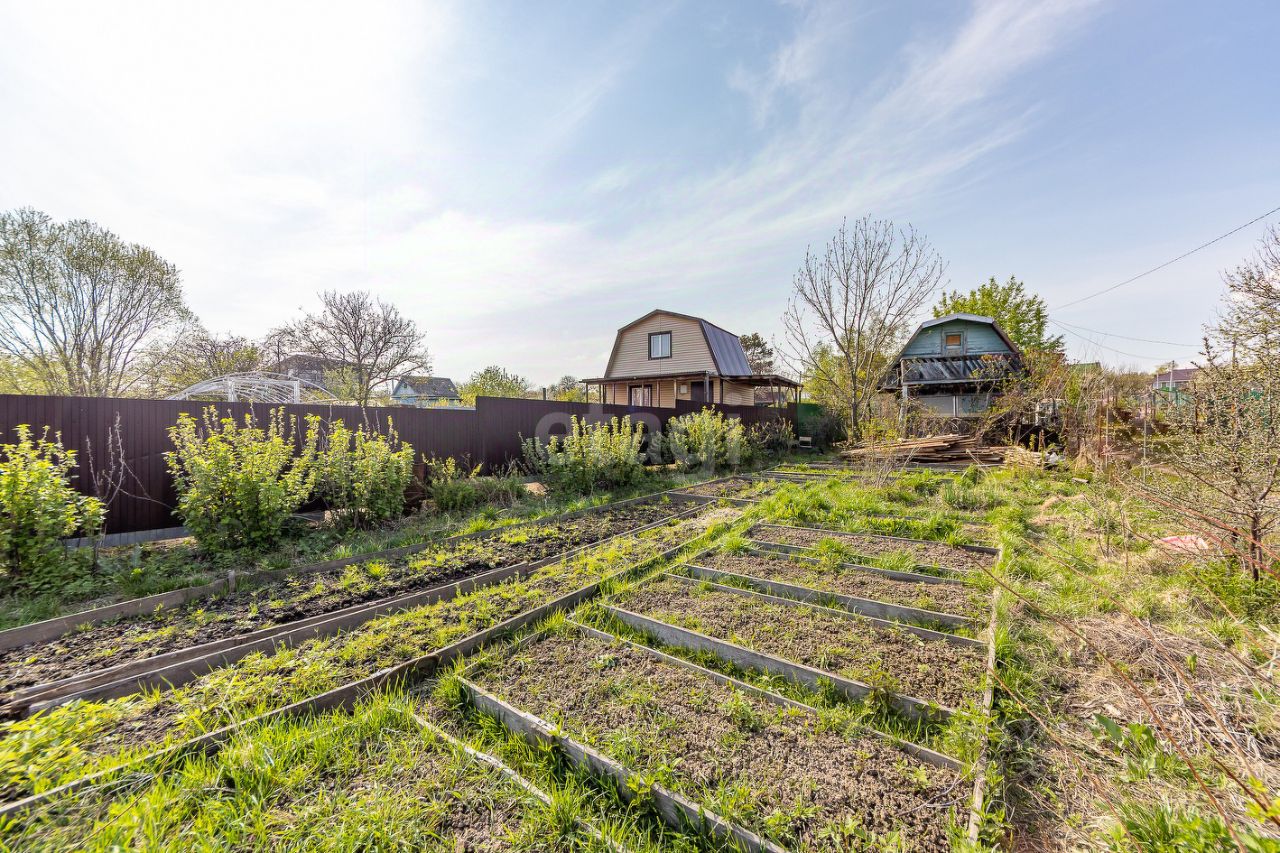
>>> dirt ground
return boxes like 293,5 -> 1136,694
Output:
612,576 -> 986,709
471,628 -> 964,850
697,550 -> 989,620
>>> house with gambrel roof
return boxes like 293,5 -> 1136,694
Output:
879,313 -> 1025,419
582,309 -> 799,408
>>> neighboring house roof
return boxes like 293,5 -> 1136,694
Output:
604,308 -> 755,377
393,375 -> 460,399
1154,367 -> 1198,384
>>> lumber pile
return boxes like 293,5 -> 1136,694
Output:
840,434 -> 1009,465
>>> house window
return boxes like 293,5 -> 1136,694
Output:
629,384 -> 653,406
944,332 -> 963,354
648,331 -> 672,359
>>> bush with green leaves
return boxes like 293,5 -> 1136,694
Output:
664,407 -> 748,472
0,425 -> 104,594
521,415 -> 645,494
315,419 -> 415,529
165,408 -> 318,553
424,456 -> 481,512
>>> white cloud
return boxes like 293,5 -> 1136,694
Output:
0,0 -> 1105,385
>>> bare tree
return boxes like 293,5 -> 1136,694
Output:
138,326 -> 264,397
1138,227 -> 1280,580
781,217 -> 945,440
0,208 -> 191,396
272,290 -> 430,406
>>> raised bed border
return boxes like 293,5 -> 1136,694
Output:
0,513 -> 730,821
668,473 -> 783,506
569,621 -> 961,770
679,560 -> 979,632
662,570 -> 984,650
598,602 -> 953,722
966,588 -> 1002,843
457,679 -> 785,853
754,522 -> 999,558
743,542 -> 968,585
11,502 -> 708,716
0,490 -> 709,653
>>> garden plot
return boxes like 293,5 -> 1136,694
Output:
750,523 -> 996,574
672,476 -> 783,501
455,625 -> 965,851
606,575 -> 985,712
686,548 -> 989,623
0,506 -> 734,805
7,694 -> 606,852
0,496 -> 683,703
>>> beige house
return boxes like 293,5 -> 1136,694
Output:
583,309 -> 799,408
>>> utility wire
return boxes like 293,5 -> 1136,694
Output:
1050,317 -> 1197,347
1054,203 -> 1280,310
1050,320 -> 1183,361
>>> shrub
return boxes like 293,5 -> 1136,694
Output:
424,456 -> 481,512
166,408 -> 318,553
0,426 -> 104,593
748,418 -> 794,459
521,416 -> 645,494
664,408 -> 747,472
315,420 -> 415,529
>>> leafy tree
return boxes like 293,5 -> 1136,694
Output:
738,332 -> 775,374
460,365 -> 531,404
933,276 -> 1064,353
271,290 -> 430,407
140,327 -> 263,397
547,375 -> 588,402
0,208 -> 192,396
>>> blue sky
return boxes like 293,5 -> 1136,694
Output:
1,1 -> 1277,386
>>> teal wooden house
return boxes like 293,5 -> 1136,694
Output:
879,313 -> 1024,419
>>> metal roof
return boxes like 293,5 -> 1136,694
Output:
699,319 -> 752,375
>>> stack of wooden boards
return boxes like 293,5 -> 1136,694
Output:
840,434 -> 1011,465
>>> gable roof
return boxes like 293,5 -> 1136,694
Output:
393,375 -> 460,399
604,309 -> 754,377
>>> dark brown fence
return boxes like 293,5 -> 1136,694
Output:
0,394 -> 794,535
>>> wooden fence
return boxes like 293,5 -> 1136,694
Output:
0,394 -> 793,535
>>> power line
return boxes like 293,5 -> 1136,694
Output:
1050,317 -> 1197,347
1054,203 -> 1280,310
1051,320 -> 1181,361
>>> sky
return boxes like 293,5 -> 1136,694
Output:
1,0 -> 1277,388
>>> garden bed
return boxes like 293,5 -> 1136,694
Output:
673,476 -> 781,500
750,523 -> 996,572
0,507 -> 732,804
693,549 -> 989,620
608,575 -> 985,710
0,497 -> 683,699
7,695 -> 590,851
462,626 -> 964,851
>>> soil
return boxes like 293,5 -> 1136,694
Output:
750,524 -> 995,572
676,477 -> 780,499
471,629 -> 963,851
696,550 -> 989,620
612,576 -> 985,709
0,505 -> 743,803
0,499 -> 679,700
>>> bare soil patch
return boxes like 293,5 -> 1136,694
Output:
676,477 -> 781,499
471,629 -> 963,850
612,577 -> 985,709
698,550 -> 988,619
751,524 -> 995,572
